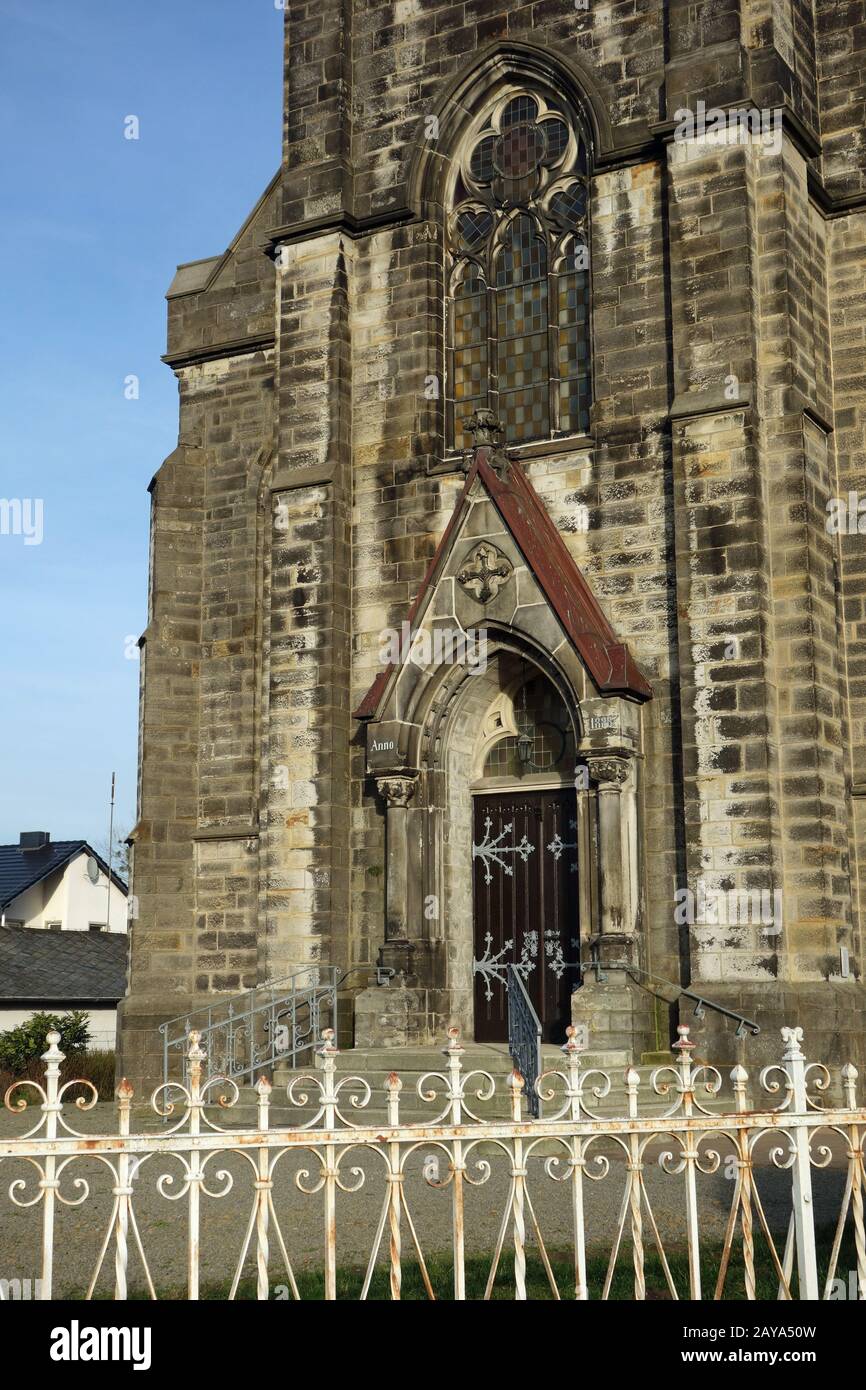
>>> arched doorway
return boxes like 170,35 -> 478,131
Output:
470,671 -> 582,1042
419,644 -> 590,1046
353,434 -> 651,1054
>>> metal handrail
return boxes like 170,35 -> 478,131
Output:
159,963 -> 394,1090
625,964 -> 761,1038
159,964 -> 325,1039
507,963 -> 542,1118
160,965 -> 341,1089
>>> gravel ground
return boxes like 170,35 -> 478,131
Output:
0,1100 -> 848,1298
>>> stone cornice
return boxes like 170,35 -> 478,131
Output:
162,333 -> 275,372
265,206 -> 417,254
648,101 -> 820,165
669,388 -> 753,423
263,142 -> 690,261
270,463 -> 335,491
807,169 -> 866,220
191,825 -> 260,843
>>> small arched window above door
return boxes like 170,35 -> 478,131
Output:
446,92 -> 591,450
481,675 -> 577,781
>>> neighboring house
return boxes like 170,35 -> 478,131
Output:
0,924 -> 129,1049
0,831 -> 128,933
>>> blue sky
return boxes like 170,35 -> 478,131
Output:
0,1 -> 282,848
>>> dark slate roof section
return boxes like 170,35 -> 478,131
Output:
0,841 -> 127,911
0,926 -> 129,1003
355,447 -> 653,720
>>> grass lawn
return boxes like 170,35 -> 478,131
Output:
94,1228 -> 855,1300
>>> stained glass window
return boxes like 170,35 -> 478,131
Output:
482,676 -> 576,779
469,136 -> 496,183
557,241 -> 591,435
496,216 -> 549,441
450,271 -> 489,450
446,91 -> 591,449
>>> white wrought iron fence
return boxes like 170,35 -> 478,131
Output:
0,1023 -> 864,1300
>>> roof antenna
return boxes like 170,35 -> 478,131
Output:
105,772 -> 116,933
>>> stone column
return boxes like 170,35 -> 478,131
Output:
355,772 -> 435,1048
571,749 -> 654,1060
376,774 -> 418,972
586,754 -> 631,956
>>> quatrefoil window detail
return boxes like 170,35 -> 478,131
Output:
456,543 -> 513,604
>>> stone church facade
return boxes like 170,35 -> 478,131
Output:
119,1 -> 866,1085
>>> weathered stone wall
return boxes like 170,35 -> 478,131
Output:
118,179 -> 279,1076
121,0 -> 866,1084
818,0 -> 866,200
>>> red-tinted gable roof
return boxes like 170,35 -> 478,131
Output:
355,447 -> 652,720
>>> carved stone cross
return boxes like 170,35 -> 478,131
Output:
456,542 -> 513,604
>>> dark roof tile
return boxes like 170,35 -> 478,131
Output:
0,841 -> 126,911
0,925 -> 129,1002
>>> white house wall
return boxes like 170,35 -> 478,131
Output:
2,853 -> 127,933
0,1006 -> 117,1050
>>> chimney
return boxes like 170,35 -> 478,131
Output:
19,831 -> 50,851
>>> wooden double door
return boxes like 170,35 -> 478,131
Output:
472,788 -> 578,1043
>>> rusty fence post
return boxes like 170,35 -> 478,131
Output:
39,1030 -> 63,1301
782,1027 -> 819,1300
444,1028 -> 467,1301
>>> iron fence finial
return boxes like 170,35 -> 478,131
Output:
781,1025 -> 805,1060
41,1029 -> 64,1065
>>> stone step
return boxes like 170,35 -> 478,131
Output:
207,1055 -> 739,1126
200,1100 -> 739,1129
273,1045 -> 630,1085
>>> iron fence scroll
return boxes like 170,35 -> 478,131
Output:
1,1023 -> 865,1301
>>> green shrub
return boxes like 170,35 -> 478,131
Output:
66,1049 -> 116,1100
0,1049 -> 117,1103
0,1010 -> 92,1071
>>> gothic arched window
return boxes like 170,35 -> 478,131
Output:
446,93 -> 591,450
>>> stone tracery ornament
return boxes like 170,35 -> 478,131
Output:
456,542 -> 513,605
451,93 -> 588,236
447,88 -> 592,447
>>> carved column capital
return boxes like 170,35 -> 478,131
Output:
586,755 -> 630,788
376,775 -> 417,808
